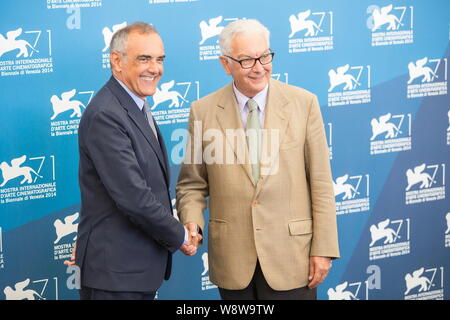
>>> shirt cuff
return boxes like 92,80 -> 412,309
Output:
183,226 -> 189,245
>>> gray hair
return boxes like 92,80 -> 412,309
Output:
110,21 -> 158,54
219,19 -> 270,56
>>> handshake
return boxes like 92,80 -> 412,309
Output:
64,222 -> 203,267
180,222 -> 203,256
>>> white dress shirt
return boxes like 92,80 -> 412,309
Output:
233,82 -> 269,128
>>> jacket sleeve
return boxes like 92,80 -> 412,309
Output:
85,109 -> 185,253
304,94 -> 340,259
175,102 -> 208,232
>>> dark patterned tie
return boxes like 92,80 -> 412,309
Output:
143,99 -> 159,141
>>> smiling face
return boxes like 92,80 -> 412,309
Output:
220,32 -> 272,98
111,30 -> 164,99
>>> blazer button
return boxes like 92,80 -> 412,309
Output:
252,201 -> 259,206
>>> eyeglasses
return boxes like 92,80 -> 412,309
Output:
224,51 -> 275,69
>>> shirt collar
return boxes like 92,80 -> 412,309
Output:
232,82 -> 269,113
114,76 -> 146,111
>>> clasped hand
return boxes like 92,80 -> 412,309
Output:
180,222 -> 202,256
64,223 -> 202,265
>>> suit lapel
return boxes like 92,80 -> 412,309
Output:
216,83 -> 255,185
256,79 -> 290,196
106,77 -> 169,180
155,123 -> 171,186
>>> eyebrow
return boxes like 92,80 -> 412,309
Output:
137,54 -> 166,59
236,50 -> 271,59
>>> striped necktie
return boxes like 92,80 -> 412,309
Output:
246,98 -> 261,182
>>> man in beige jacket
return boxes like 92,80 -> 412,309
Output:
176,19 -> 339,300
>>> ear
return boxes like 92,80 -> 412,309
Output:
219,56 -> 232,75
110,50 -> 123,73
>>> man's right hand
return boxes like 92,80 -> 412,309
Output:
179,222 -> 202,256
185,222 -> 202,247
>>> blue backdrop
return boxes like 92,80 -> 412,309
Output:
0,0 -> 449,300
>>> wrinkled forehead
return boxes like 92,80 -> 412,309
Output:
230,32 -> 270,57
125,31 -> 164,55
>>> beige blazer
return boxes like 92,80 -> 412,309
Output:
176,79 -> 339,291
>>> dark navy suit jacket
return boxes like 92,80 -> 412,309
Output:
76,76 -> 185,292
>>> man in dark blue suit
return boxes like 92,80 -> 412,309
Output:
72,22 -> 199,300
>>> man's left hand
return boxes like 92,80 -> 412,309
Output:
308,256 -> 331,289
64,242 -> 77,266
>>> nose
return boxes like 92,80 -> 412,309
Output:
251,59 -> 265,72
146,59 -> 161,75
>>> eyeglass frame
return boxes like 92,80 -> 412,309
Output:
223,51 -> 275,69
